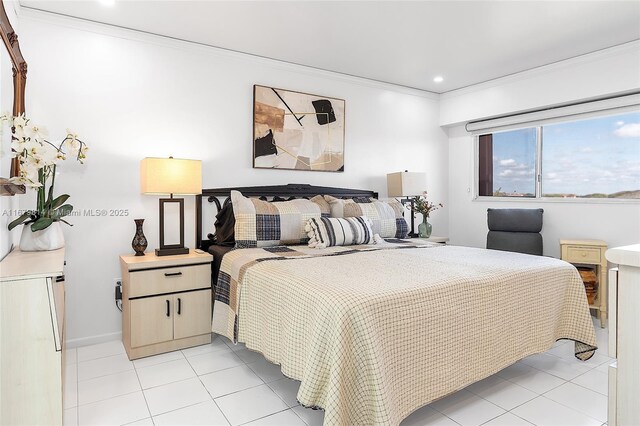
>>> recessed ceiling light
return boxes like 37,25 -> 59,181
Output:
98,0 -> 115,6
433,76 -> 444,83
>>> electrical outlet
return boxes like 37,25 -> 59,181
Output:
114,278 -> 123,302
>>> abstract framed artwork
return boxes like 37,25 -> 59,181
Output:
253,85 -> 345,172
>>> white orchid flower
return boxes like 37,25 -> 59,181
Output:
12,125 -> 25,139
6,115 -> 88,223
40,143 -> 61,166
24,123 -> 49,141
9,165 -> 42,188
11,136 -> 27,154
26,155 -> 46,169
63,137 -> 81,157
13,114 -> 27,129
66,129 -> 78,142
23,139 -> 44,158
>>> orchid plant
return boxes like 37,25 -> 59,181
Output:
410,192 -> 443,219
1,113 -> 88,232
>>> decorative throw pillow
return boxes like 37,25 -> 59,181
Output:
382,199 -> 409,239
231,190 -> 321,248
322,195 -> 356,218
310,195 -> 331,217
306,216 -> 376,249
213,201 -> 236,247
324,195 -> 408,238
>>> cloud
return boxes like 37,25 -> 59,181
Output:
499,159 -> 516,166
546,172 -> 558,179
614,123 -> 640,138
616,121 -> 625,126
580,147 -> 593,153
499,169 -> 536,180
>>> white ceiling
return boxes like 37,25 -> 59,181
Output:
20,1 -> 640,93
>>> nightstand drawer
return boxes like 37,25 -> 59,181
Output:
129,264 -> 210,298
565,246 -> 601,264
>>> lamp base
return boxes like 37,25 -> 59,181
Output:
155,247 -> 190,257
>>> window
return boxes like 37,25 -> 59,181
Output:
478,128 -> 537,197
477,111 -> 640,200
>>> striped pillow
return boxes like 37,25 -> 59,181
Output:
305,216 -> 376,249
231,190 -> 321,248
324,196 -> 409,238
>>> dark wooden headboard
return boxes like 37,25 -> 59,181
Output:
196,183 -> 378,250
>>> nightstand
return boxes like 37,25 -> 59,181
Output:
560,239 -> 607,328
120,250 -> 213,360
415,236 -> 449,244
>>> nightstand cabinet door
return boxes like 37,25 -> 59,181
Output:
174,289 -> 212,340
130,296 -> 174,348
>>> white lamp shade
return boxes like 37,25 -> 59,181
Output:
387,171 -> 426,197
140,157 -> 202,195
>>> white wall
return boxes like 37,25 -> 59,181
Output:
439,41 -> 640,127
17,10 -> 448,345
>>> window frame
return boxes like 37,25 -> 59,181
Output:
473,112 -> 640,204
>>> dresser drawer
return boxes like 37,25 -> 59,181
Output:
128,264 -> 210,298
565,246 -> 601,264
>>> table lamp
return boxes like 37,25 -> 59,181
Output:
387,171 -> 426,237
140,157 -> 202,256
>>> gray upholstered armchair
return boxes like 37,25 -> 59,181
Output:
486,208 -> 544,256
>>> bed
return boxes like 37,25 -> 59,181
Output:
196,184 -> 597,426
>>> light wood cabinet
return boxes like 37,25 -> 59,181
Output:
0,248 -> 66,426
130,295 -> 174,347
560,239 -> 607,327
120,250 -> 213,360
173,290 -> 213,339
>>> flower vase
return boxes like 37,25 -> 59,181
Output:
131,219 -> 148,256
418,217 -> 432,238
19,222 -> 65,251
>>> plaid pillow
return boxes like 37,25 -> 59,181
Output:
324,196 -> 408,238
231,190 -> 321,248
310,195 -> 331,218
306,216 -> 376,249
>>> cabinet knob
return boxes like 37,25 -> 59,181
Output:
164,272 -> 183,277
581,252 -> 587,257
166,300 -> 170,317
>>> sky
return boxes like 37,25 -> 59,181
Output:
492,128 -> 536,195
491,111 -> 640,196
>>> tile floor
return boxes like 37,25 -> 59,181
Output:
63,317 -> 611,426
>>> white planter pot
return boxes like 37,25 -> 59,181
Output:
19,222 -> 65,251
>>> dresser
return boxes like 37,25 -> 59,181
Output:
560,239 -> 608,327
606,244 -> 640,426
120,250 -> 213,360
0,248 -> 66,426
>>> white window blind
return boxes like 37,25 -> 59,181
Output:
466,93 -> 640,134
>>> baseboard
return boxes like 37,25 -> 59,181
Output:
65,331 -> 122,349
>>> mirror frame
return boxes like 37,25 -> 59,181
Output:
0,0 -> 26,195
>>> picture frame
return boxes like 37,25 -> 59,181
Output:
253,85 -> 345,172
